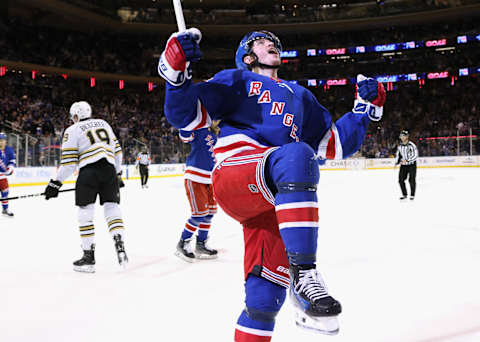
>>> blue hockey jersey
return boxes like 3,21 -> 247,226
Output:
165,69 -> 370,164
0,145 -> 16,180
179,128 -> 216,184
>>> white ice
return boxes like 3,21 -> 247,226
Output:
1,167 -> 480,342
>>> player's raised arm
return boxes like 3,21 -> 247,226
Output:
158,29 -> 241,130
304,75 -> 386,160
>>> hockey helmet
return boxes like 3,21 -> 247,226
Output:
70,101 -> 92,121
235,30 -> 283,70
399,130 -> 409,137
0,132 -> 6,140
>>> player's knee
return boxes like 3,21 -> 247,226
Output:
267,142 -> 319,189
244,276 -> 286,322
78,203 -> 95,223
104,202 -> 122,219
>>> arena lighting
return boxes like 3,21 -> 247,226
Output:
418,135 -> 478,141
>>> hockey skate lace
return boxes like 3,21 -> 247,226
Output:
295,269 -> 329,302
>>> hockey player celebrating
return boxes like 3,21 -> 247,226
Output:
43,101 -> 128,273
175,125 -> 218,262
0,132 -> 16,217
158,29 -> 385,340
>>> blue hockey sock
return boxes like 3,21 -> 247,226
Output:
1,190 -> 8,210
181,217 -> 200,241
197,215 -> 213,242
235,275 -> 286,340
266,142 -> 320,265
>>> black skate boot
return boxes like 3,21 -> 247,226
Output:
289,264 -> 341,335
399,195 -> 408,200
73,245 -> 95,273
2,208 -> 13,217
114,235 -> 128,268
175,238 -> 195,263
195,239 -> 218,259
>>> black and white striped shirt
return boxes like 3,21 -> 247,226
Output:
396,141 -> 418,165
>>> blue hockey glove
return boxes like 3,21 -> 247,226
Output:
353,75 -> 386,121
158,28 -> 202,86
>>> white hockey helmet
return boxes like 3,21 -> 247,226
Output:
70,101 -> 92,121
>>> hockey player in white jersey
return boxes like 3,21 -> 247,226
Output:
44,101 -> 128,272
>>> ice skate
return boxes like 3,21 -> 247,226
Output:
289,264 -> 341,335
410,196 -> 415,201
399,195 -> 407,200
2,208 -> 13,217
114,235 -> 128,268
73,245 -> 95,273
195,239 -> 218,259
175,238 -> 195,262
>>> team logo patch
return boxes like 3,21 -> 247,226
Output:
248,184 -> 259,193
63,133 -> 69,143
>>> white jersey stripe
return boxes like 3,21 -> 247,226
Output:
275,201 -> 319,211
279,221 -> 319,229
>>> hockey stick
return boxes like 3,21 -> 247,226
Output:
3,188 -> 75,201
173,0 -> 186,32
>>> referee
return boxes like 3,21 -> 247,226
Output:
136,147 -> 151,189
395,130 -> 418,200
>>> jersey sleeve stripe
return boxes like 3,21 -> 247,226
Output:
181,101 -> 212,131
317,123 -> 343,160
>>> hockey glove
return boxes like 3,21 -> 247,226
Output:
353,75 -> 386,122
158,28 -> 202,86
117,173 -> 125,188
44,179 -> 62,200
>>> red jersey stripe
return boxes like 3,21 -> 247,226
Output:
276,207 -> 319,224
234,329 -> 272,342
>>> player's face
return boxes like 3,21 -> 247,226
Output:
251,38 -> 281,67
400,135 -> 408,143
0,139 -> 5,149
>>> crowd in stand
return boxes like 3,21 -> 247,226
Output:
2,17 -> 478,81
1,70 -> 478,167
1,16 -> 478,166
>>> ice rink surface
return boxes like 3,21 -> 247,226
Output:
1,167 -> 480,342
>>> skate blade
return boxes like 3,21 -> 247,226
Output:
294,311 -> 339,335
195,253 -> 218,260
174,250 -> 195,263
73,265 -> 95,273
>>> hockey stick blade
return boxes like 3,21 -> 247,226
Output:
173,0 -> 186,32
3,188 -> 75,201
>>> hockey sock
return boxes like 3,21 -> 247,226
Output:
197,214 -> 213,242
78,204 -> 95,250
1,190 -> 8,210
181,217 -> 200,240
266,142 -> 319,265
235,275 -> 286,342
104,202 -> 125,240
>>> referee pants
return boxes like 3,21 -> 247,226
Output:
399,163 -> 416,197
139,164 -> 149,186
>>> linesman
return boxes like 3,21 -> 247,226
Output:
135,147 -> 151,188
396,130 -> 418,200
